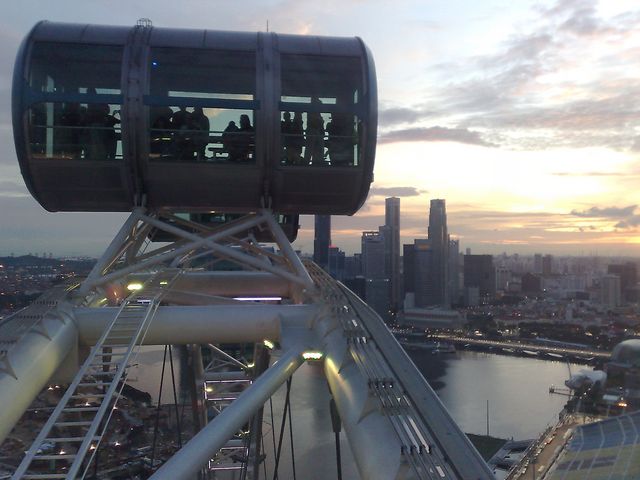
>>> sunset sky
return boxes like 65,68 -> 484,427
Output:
1,0 -> 639,257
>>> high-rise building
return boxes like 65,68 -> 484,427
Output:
313,215 -> 331,269
403,243 -> 416,296
361,231 -> 386,280
542,254 -> 553,276
464,254 -> 496,299
533,254 -> 543,274
385,197 -> 401,312
448,238 -> 460,305
413,239 -> 433,308
427,199 -> 449,307
328,246 -> 345,281
601,274 -> 622,308
608,263 -> 637,302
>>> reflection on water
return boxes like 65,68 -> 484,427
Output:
414,350 -> 589,440
125,345 -> 185,405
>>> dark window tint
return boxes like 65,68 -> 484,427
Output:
29,42 -> 123,94
149,48 -> 255,99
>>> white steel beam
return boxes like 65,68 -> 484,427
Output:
0,305 -> 77,443
73,305 -> 318,345
150,348 -> 305,480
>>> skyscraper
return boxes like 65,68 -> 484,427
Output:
448,238 -> 460,305
427,199 -> 449,307
384,197 -> 401,312
361,231 -> 386,279
313,215 -> 331,269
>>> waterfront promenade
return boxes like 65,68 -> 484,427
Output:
430,334 -> 610,361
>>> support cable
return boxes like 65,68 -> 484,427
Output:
150,345 -> 168,471
272,377 -> 292,480
168,344 -> 183,447
269,397 -> 277,465
287,380 -> 297,480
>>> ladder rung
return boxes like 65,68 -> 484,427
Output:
91,371 -> 116,376
78,382 -> 110,387
63,407 -> 100,413
33,454 -> 77,460
23,475 -> 68,479
54,421 -> 92,427
70,394 -> 106,399
101,344 -> 128,348
93,352 -> 126,357
90,361 -> 124,366
46,436 -> 101,442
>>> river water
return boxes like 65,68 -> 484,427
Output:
413,350 -> 588,440
131,345 -> 589,477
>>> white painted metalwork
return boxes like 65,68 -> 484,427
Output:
12,270 -> 180,480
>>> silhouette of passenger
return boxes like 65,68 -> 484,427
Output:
150,106 -> 173,157
171,106 -> 193,160
104,108 -> 121,160
59,102 -> 83,158
222,121 -> 240,161
238,114 -> 255,162
304,98 -> 325,166
30,104 -> 47,155
289,112 -> 304,164
84,88 -> 110,160
191,107 -> 210,161
326,113 -> 353,166
281,112 -> 294,163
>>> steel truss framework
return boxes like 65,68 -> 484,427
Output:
1,210 -> 494,480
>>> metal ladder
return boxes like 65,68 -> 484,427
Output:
12,269 -> 181,480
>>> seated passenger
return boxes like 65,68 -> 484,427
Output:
238,114 -> 255,162
303,98 -> 325,166
326,113 -> 354,166
222,120 -> 240,161
191,107 -> 210,161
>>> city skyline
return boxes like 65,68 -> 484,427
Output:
1,0 -> 639,256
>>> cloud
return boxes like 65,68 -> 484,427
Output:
379,107 -> 432,127
570,205 -> 637,218
378,126 -> 496,147
368,186 -> 425,197
552,171 -> 627,177
395,0 -> 640,152
0,180 -> 29,197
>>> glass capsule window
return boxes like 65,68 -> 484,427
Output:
147,48 -> 257,163
29,102 -> 122,160
280,55 -> 363,168
27,42 -> 123,161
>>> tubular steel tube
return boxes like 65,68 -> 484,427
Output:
150,348 -> 305,480
74,305 -> 318,345
0,309 -> 78,443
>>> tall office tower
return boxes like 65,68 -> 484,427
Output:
427,199 -> 449,307
328,246 -> 345,281
385,197 -> 401,311
542,254 -> 553,276
361,230 -> 386,279
313,215 -> 331,269
448,238 -> 460,305
608,263 -> 637,302
533,254 -> 543,274
601,274 -> 622,308
403,243 -> 416,297
412,239 -> 433,308
464,254 -> 496,299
